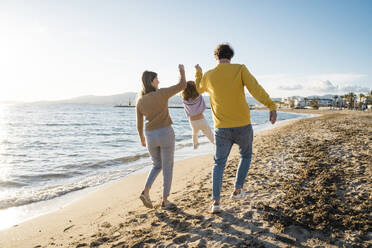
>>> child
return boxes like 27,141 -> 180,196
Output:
181,81 -> 214,149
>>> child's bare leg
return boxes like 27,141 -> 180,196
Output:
193,129 -> 199,149
201,121 -> 215,144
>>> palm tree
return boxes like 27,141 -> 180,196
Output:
341,95 -> 346,109
359,93 -> 365,110
309,98 -> 319,109
368,90 -> 372,104
346,92 -> 356,109
333,95 -> 338,109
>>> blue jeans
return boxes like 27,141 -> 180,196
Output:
212,124 -> 253,201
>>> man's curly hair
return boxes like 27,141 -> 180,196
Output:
214,43 -> 234,60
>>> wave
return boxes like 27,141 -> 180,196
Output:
44,123 -> 99,127
86,140 -> 210,169
0,184 -> 89,209
175,141 -> 209,149
87,153 -> 150,169
1,139 -> 12,144
114,153 -> 150,163
17,172 -> 82,181
175,135 -> 192,142
0,180 -> 28,188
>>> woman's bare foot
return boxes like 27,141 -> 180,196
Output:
140,190 -> 153,208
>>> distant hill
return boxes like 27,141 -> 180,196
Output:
34,91 -> 265,106
305,94 -> 337,99
281,94 -> 338,100
37,92 -> 138,106
271,97 -> 282,102
0,100 -> 23,104
34,91 -> 338,106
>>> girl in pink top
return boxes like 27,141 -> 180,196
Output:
181,81 -> 214,149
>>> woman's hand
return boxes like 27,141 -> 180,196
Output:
195,64 -> 202,73
140,136 -> 146,147
178,64 -> 185,73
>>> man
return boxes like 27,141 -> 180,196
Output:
195,43 -> 277,213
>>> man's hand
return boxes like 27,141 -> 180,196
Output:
195,64 -> 202,73
140,136 -> 146,147
270,110 -> 277,124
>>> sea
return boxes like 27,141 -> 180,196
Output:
0,103 -> 311,229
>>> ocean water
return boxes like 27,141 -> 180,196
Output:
0,103 -> 310,229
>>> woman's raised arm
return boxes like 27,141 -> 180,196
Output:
159,64 -> 187,99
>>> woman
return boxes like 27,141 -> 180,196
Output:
136,64 -> 186,208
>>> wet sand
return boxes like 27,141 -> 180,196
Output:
1,111 -> 371,247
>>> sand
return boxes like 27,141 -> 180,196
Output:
1,111 -> 371,248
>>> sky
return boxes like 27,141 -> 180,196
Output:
0,0 -> 371,102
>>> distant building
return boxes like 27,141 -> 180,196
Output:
281,96 -> 305,108
357,96 -> 368,104
281,96 -> 334,108
317,98 -> 333,106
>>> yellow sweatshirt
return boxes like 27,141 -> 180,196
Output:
196,63 -> 277,128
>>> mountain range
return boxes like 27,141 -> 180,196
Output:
35,92 -> 277,107
4,92 -> 337,106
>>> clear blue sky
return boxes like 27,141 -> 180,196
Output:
1,0 -> 371,101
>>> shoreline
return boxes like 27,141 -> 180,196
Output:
0,140 -> 216,231
0,111 -> 310,232
4,111 -> 370,247
0,112 -> 316,247
0,153 -> 218,247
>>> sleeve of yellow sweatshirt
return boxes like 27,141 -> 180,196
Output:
195,69 -> 207,94
241,65 -> 277,111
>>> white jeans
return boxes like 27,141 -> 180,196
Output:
190,118 -> 214,148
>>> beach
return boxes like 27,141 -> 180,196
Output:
1,111 -> 371,248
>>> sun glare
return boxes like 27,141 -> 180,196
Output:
0,208 -> 19,230
0,104 -> 11,187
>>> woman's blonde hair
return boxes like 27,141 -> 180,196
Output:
181,81 -> 199,101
